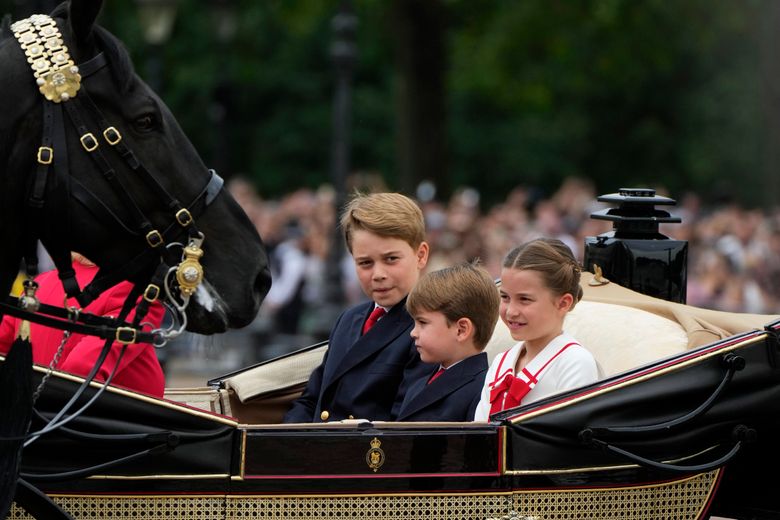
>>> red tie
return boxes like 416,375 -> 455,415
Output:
428,367 -> 445,384
362,307 -> 386,334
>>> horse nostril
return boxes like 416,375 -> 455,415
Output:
254,265 -> 272,302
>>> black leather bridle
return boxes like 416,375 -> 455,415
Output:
2,15 -> 225,347
0,15 -> 233,514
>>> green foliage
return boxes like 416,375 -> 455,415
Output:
447,0 -> 765,206
0,0 -> 770,205
103,0 -> 343,197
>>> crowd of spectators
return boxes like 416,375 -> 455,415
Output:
170,175 -> 780,373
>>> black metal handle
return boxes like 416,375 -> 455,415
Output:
14,479 -> 75,520
19,443 -> 172,483
584,353 -> 745,439
581,425 -> 756,474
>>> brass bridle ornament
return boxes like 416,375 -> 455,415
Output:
4,13 -> 213,347
12,14 -> 81,102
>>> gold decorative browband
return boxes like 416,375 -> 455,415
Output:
11,14 -> 81,102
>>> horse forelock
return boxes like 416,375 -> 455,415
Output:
50,2 -> 67,18
91,26 -> 136,94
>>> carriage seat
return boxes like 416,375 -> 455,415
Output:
173,273 -> 778,423
224,284 -> 692,405
483,299 -> 689,377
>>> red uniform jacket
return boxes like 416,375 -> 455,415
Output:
0,261 -> 165,397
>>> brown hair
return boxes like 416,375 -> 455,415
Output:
503,238 -> 583,308
406,262 -> 500,350
340,192 -> 426,253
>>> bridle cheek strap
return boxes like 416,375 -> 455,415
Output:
76,169 -> 224,309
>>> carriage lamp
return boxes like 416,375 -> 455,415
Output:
584,188 -> 688,303
323,3 -> 358,322
209,0 -> 237,44
135,0 -> 179,46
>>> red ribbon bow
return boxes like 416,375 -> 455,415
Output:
487,341 -> 577,417
489,370 -> 536,415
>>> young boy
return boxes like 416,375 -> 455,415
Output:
283,192 -> 433,423
397,262 -> 500,422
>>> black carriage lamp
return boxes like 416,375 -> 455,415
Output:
134,0 -> 179,46
583,188 -> 688,303
323,3 -> 358,315
209,0 -> 237,44
135,0 -> 178,97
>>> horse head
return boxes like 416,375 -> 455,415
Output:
0,1 -> 272,335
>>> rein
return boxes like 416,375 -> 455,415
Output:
6,14 -> 223,347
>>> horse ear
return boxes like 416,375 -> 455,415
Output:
0,14 -> 11,41
68,0 -> 103,45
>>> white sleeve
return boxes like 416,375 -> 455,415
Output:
551,346 -> 601,393
473,380 -> 491,421
473,352 -> 502,421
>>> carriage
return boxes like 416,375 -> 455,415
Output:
6,271 -> 780,520
2,3 -> 780,519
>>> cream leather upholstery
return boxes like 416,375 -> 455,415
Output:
221,273 -> 778,403
484,300 -> 689,377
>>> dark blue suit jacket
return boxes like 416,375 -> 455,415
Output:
396,352 -> 488,422
283,299 -> 433,423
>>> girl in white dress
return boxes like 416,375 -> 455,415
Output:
474,238 -> 600,421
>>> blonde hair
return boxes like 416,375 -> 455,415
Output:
340,192 -> 426,253
406,262 -> 500,350
503,238 -> 583,308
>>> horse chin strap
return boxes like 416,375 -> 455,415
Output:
9,14 -> 216,348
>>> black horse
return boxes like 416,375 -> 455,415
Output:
0,1 -> 271,333
0,1 -> 271,517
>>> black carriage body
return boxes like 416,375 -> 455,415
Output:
9,319 -> 780,519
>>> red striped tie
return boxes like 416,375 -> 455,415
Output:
362,307 -> 386,334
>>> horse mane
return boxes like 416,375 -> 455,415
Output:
0,15 -> 12,161
0,14 -> 10,38
91,26 -> 136,94
0,14 -> 12,48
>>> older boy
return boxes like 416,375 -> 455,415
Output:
283,192 -> 433,423
397,262 -> 499,422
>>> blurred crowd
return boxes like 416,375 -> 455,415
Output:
169,175 -> 780,374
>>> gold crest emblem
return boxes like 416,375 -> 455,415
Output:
365,437 -> 385,472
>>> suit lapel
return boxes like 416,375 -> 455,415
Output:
321,303 -> 370,386
325,301 -> 411,386
399,353 -> 487,419
400,375 -> 430,416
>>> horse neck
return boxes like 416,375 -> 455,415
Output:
0,217 -> 24,301
0,255 -> 21,317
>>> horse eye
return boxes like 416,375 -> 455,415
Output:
134,114 -> 158,132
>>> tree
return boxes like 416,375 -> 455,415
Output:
2,0 -> 773,207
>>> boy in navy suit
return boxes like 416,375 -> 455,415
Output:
397,262 -> 500,422
284,192 -> 432,423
